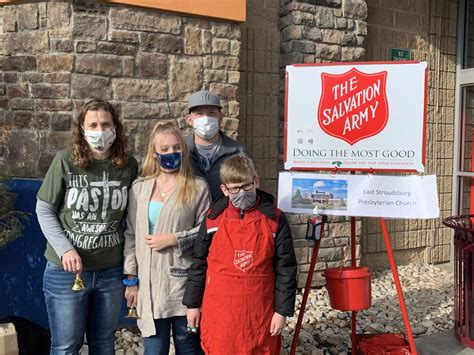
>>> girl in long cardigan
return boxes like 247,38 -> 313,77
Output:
123,122 -> 210,354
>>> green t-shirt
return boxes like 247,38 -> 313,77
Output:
38,148 -> 138,270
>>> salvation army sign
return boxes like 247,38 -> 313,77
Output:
318,68 -> 388,145
284,62 -> 428,172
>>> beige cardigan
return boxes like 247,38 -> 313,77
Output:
123,176 -> 210,337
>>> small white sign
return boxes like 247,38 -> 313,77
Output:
277,172 -> 439,219
284,62 -> 428,172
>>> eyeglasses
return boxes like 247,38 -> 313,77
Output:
225,181 -> 255,194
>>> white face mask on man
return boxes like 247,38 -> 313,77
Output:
83,129 -> 116,152
193,116 -> 219,140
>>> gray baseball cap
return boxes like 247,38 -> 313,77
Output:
188,90 -> 222,111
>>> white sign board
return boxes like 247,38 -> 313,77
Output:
284,62 -> 428,172
277,172 -> 439,219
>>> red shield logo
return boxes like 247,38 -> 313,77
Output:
233,250 -> 253,272
318,68 -> 388,145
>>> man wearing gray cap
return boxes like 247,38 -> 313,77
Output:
185,90 -> 247,201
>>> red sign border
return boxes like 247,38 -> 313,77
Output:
283,61 -> 428,173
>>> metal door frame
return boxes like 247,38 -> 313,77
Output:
453,0 -> 474,213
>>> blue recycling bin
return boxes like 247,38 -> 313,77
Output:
0,179 -> 48,329
0,179 -> 135,330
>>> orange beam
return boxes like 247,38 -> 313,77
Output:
0,0 -> 246,22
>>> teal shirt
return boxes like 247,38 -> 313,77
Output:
148,201 -> 163,234
37,149 -> 138,270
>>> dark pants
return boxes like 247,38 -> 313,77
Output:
143,316 -> 203,355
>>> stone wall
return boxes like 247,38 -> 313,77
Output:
278,0 -> 368,286
362,0 -> 456,268
280,0 -> 367,65
1,0 -> 455,287
0,0 -> 241,177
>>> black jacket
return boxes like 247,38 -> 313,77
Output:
183,189 -> 298,317
186,132 -> 247,201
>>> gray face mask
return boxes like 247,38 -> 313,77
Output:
230,190 -> 257,210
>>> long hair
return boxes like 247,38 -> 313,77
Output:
71,98 -> 129,170
142,121 -> 196,206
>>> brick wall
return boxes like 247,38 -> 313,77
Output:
362,0 -> 457,268
0,1 -> 241,177
239,0 -> 280,195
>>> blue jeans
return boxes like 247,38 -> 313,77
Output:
43,262 -> 124,355
144,316 -> 203,355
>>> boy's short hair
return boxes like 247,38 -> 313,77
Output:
220,155 -> 257,185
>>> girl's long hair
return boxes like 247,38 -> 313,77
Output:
142,121 -> 196,206
71,98 -> 128,169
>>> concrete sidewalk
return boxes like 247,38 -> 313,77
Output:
415,330 -> 474,354
414,263 -> 473,354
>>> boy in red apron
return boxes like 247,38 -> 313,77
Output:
183,156 -> 297,354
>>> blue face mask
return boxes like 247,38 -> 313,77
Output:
156,152 -> 182,170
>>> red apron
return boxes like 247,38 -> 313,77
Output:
200,209 -> 281,355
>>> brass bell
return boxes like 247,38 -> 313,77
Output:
125,307 -> 138,319
72,272 -> 85,291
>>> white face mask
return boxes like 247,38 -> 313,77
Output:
193,116 -> 219,140
84,129 -> 116,152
